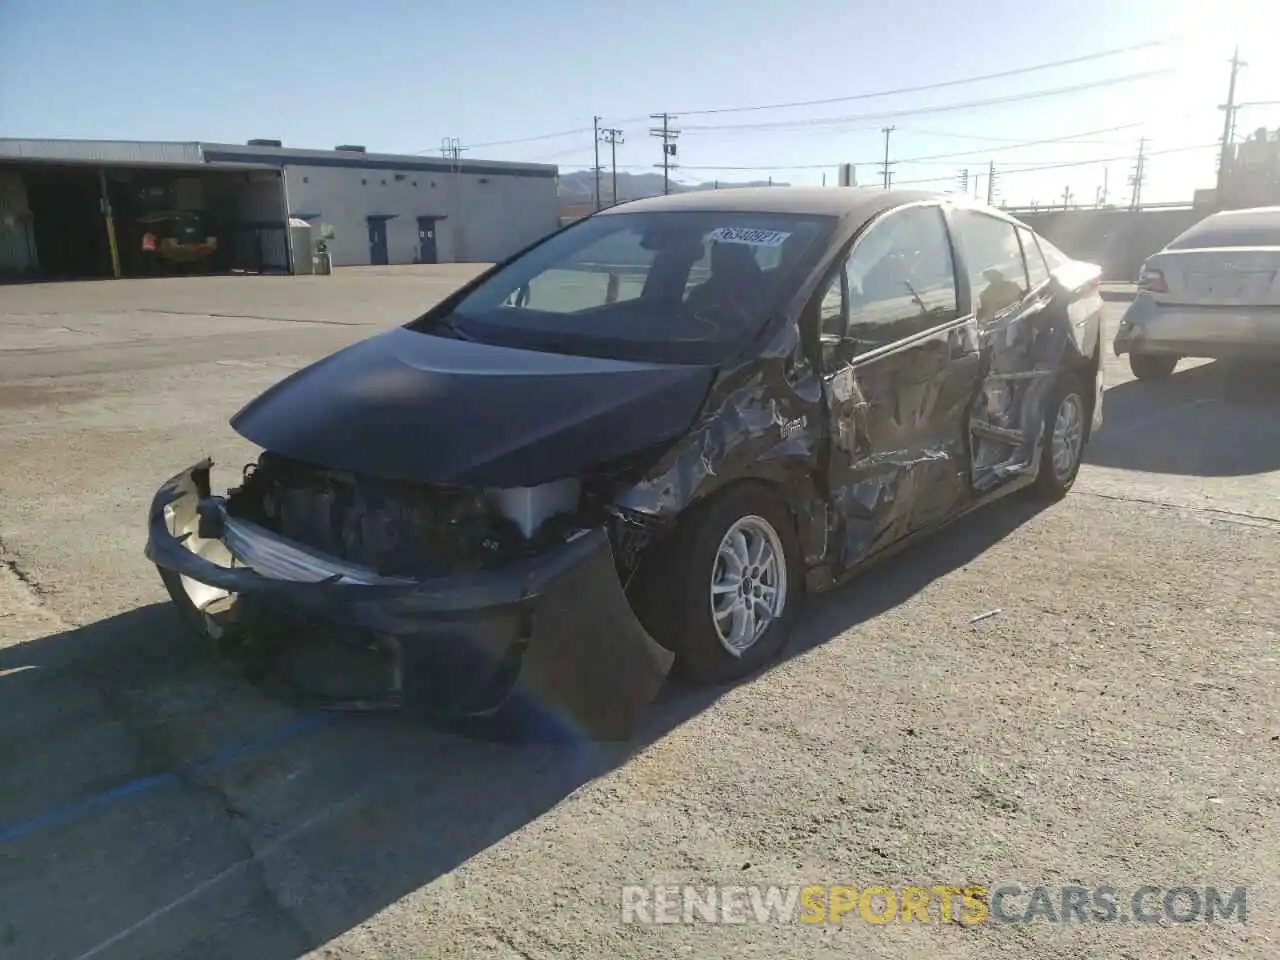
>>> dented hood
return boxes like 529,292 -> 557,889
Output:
230,328 -> 714,487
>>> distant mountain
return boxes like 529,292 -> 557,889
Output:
557,169 -> 788,203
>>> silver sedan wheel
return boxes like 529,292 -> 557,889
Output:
709,515 -> 788,656
1051,391 -> 1085,480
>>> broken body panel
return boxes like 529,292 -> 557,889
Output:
146,460 -> 674,740
146,189 -> 1103,739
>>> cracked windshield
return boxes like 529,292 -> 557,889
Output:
0,0 -> 1277,958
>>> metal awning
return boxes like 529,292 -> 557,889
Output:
0,157 -> 277,173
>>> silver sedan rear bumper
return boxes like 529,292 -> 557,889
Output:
1115,293 -> 1280,358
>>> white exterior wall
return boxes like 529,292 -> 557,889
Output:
281,162 -> 557,267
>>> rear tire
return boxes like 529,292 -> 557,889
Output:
631,482 -> 801,686
1129,352 -> 1177,380
1030,374 -> 1087,501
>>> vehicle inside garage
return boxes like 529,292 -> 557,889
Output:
0,152 -> 289,282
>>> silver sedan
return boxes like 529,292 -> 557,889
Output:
1115,205 -> 1280,379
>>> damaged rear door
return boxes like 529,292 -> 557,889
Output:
950,209 -> 1060,492
818,203 -> 983,565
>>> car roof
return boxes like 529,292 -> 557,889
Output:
1196,205 -> 1280,225
598,186 -> 950,221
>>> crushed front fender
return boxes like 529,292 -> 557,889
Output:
145,460 -> 674,740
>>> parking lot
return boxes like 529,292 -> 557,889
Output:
1,268 -> 1277,959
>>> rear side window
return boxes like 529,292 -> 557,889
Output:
1018,226 -> 1051,289
1037,235 -> 1072,270
839,204 -> 958,353
952,210 -> 1030,322
1166,211 -> 1280,250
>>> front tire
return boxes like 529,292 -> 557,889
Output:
1030,375 -> 1087,501
1129,352 -> 1177,380
632,482 -> 801,686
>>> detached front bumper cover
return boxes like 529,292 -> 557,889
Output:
145,460 -> 674,740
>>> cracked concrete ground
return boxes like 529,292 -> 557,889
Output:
0,272 -> 1277,959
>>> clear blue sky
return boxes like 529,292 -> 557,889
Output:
3,0 -> 1277,206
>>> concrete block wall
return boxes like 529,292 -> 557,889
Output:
1016,208 -> 1203,281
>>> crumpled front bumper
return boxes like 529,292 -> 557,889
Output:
144,460 -> 674,740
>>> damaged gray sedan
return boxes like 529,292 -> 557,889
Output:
147,188 -> 1105,739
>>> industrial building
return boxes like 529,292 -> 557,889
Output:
0,138 -> 559,281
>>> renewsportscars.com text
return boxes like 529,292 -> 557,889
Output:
620,883 -> 1248,925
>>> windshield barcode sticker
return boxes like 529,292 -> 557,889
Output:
707,227 -> 792,247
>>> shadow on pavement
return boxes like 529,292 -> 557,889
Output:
0,495 -> 1045,960
1087,359 -> 1280,477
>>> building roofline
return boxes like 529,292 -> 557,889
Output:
0,137 -> 558,180
200,142 -> 558,180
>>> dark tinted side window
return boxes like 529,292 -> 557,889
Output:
841,204 -> 958,354
952,210 -> 1029,322
1018,226 -> 1051,289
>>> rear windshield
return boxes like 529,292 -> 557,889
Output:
411,210 -> 836,364
1166,213 -> 1280,250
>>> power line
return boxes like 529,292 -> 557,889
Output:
892,141 -> 1218,186
896,124 -> 1141,144
891,123 -> 1145,162
550,140 -> 1220,181
680,68 -> 1180,134
881,126 -> 895,189
670,38 -> 1182,116
1216,47 -> 1245,197
629,124 -> 1165,172
1129,137 -> 1147,210
592,116 -> 602,211
650,113 -> 680,195
458,126 -> 596,150
599,126 -> 625,206
414,38 -> 1190,158
413,40 -> 1192,159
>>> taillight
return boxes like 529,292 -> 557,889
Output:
1139,267 -> 1167,293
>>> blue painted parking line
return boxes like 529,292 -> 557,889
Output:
0,713 -> 331,845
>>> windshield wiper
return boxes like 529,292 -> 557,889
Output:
432,315 -> 478,342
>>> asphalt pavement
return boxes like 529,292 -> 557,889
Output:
0,270 -> 1276,959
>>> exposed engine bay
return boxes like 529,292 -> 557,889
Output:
222,450 -> 658,583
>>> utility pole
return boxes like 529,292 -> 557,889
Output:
1128,137 -> 1146,210
649,113 -> 680,195
440,136 -> 464,163
593,116 -> 602,211
1061,185 -> 1073,210
1216,47 -> 1245,201
1101,167 -> 1109,206
599,127 -> 624,207
987,161 -> 998,204
880,125 -> 895,189
441,137 -> 466,261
